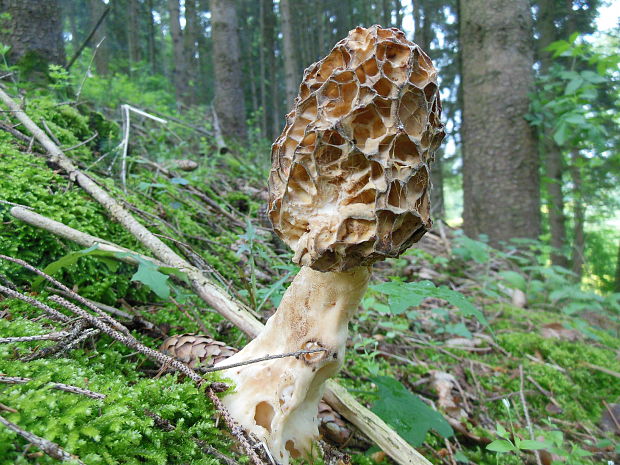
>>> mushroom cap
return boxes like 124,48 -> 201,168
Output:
269,25 -> 445,272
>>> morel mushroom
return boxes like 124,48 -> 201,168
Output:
216,25 -> 444,463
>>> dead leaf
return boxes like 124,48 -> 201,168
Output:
545,402 -> 563,415
429,371 -> 467,420
445,337 -> 482,348
599,403 -> 620,434
540,323 -> 582,342
511,288 -> 527,308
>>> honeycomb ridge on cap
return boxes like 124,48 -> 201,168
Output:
269,25 -> 445,272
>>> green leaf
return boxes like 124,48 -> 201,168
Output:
32,244 -> 121,290
498,271 -> 527,291
564,76 -> 584,94
170,177 -> 189,185
496,423 -> 509,439
553,121 -> 569,145
453,451 -> 469,463
371,376 -> 453,446
486,439 -> 517,453
130,258 -> 170,299
517,439 -> 549,450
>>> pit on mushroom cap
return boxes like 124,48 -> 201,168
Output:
216,25 -> 444,463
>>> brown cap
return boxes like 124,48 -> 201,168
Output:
269,25 -> 444,272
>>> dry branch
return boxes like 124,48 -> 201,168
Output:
0,376 -> 106,399
0,414 -> 85,464
0,332 -> 69,343
0,87 -> 431,465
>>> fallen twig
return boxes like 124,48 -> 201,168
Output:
0,332 -> 70,343
0,254 -> 129,334
581,362 -> 620,379
62,130 -> 98,152
206,388 -> 265,465
0,376 -> 106,399
0,414 -> 85,463
202,348 -> 327,374
0,284 -> 70,323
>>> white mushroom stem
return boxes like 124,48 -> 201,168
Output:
215,265 -> 370,463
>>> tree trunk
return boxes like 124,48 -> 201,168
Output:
146,0 -> 158,73
394,0 -> 403,29
210,0 -> 248,141
259,0 -> 268,137
88,0 -> 109,75
615,239 -> 620,293
184,0 -> 199,95
412,0 -> 443,218
0,0 -> 65,74
570,149 -> 585,279
280,0 -> 299,108
538,0 -> 569,268
128,0 -> 141,64
460,0 -> 540,245
545,142 -> 569,268
382,0 -> 392,27
168,0 -> 190,106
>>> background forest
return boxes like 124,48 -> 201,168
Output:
0,0 -> 619,465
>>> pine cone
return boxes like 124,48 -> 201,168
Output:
159,333 -> 238,369
172,159 -> 199,171
318,400 -> 353,446
159,333 -> 354,447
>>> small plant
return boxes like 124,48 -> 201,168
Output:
486,399 -> 547,461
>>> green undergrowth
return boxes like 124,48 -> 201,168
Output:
1,79 -> 619,465
0,314 -> 232,465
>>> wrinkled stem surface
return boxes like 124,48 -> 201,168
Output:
216,266 -> 370,463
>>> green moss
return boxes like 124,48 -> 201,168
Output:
0,316 -> 232,465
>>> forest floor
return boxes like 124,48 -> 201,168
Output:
0,83 -> 618,465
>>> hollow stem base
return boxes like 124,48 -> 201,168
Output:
215,265 -> 370,463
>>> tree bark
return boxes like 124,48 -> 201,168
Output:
460,0 -> 540,245
0,0 -> 65,72
394,0 -> 403,29
280,0 -> 299,108
168,0 -> 190,106
615,239 -> 620,293
210,0 -> 248,140
146,0 -> 158,73
127,0 -> 141,64
538,0 -> 569,268
412,0 -> 444,218
89,0 -> 109,75
570,149 -> 585,279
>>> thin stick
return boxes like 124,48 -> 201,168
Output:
602,400 -> 620,432
202,348 -> 327,374
582,362 -> 620,379
0,284 -> 70,323
62,131 -> 98,152
48,295 -> 205,384
0,254 -> 128,334
120,105 -> 130,192
66,6 -> 110,70
10,207 -> 167,270
0,332 -> 69,343
206,389 -> 265,465
519,365 -> 542,465
0,403 -> 17,413
0,414 -> 85,463
0,376 -> 106,399
40,119 -> 61,146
